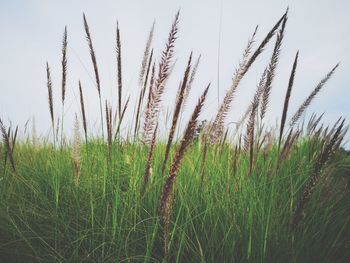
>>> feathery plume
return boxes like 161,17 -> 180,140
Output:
278,51 -> 298,150
235,104 -> 253,134
46,62 -> 55,143
141,122 -> 158,196
135,49 -> 154,138
60,26 -> 68,145
105,101 -> 113,153
116,21 -> 123,118
291,119 -> 345,227
61,26 -> 68,105
11,126 -> 18,153
115,96 -> 130,140
244,68 -> 268,153
79,81 -> 88,144
83,14 -> 100,96
139,22 -> 155,86
159,84 -> 209,257
307,113 -> 324,136
290,63 -> 339,127
142,63 -> 156,141
31,116 -> 38,147
142,11 -> 180,144
210,10 -> 288,143
209,25 -> 259,143
244,81 -> 265,175
72,114 -> 81,184
182,54 -> 201,110
162,52 -> 192,173
280,129 -> 300,161
83,13 -> 104,138
260,15 -> 288,121
0,119 -> 16,172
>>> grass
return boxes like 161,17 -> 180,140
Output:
1,9 -> 350,263
0,140 -> 349,262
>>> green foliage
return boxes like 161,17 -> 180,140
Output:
0,140 -> 349,262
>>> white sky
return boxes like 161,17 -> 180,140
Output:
0,0 -> 349,145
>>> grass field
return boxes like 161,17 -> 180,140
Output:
0,139 -> 349,262
1,9 -> 350,263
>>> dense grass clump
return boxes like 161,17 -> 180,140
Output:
0,140 -> 349,262
1,9 -> 350,263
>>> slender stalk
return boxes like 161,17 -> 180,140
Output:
79,81 -> 88,145
142,11 -> 180,144
260,15 -> 287,121
290,63 -> 339,127
159,83 -> 210,257
83,13 -> 104,140
162,52 -> 192,173
141,122 -> 158,196
278,51 -> 298,151
134,49 -> 153,139
46,62 -> 55,146
0,119 -> 16,172
116,22 -> 123,119
60,26 -> 68,147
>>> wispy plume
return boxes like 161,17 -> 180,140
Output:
210,10 -> 288,144
61,26 -> 68,105
290,63 -> 339,127
278,51 -> 298,150
0,119 -> 17,172
135,49 -> 154,138
141,122 -> 158,196
162,52 -> 193,173
260,14 -> 288,121
72,114 -> 81,184
79,81 -> 88,144
83,13 -> 104,138
139,22 -> 155,87
116,21 -> 123,119
46,62 -> 55,143
159,84 -> 209,257
142,11 -> 180,144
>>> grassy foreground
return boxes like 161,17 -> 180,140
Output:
0,139 -> 349,262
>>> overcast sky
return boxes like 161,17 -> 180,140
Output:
0,0 -> 349,145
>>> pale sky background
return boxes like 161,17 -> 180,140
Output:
0,0 -> 349,146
